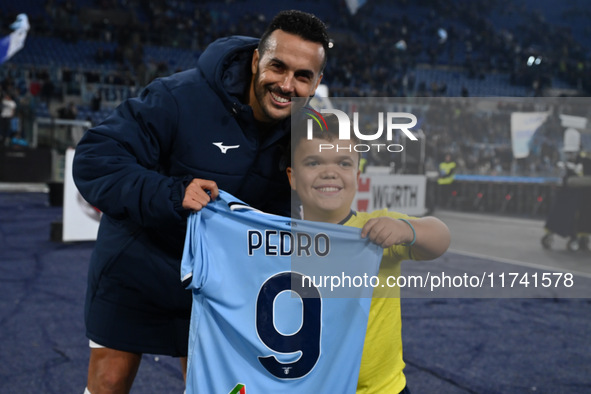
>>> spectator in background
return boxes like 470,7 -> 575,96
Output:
16,92 -> 36,143
90,89 -> 102,112
58,101 -> 78,119
576,151 -> 591,176
29,79 -> 42,97
40,76 -> 55,107
1,91 -> 17,146
437,153 -> 457,208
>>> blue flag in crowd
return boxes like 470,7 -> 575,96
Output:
0,14 -> 30,64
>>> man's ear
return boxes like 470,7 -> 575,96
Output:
313,73 -> 323,94
286,167 -> 296,190
251,48 -> 260,75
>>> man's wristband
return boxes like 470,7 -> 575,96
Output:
398,218 -> 416,246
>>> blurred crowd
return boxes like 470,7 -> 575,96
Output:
0,0 -> 589,175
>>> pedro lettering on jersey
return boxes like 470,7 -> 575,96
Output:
181,190 -> 382,393
247,229 -> 330,257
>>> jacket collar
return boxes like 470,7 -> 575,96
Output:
198,35 -> 292,144
197,35 -> 258,119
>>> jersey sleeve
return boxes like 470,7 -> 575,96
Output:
181,192 -> 251,290
181,211 -> 207,290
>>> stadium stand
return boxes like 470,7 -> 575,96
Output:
0,0 -> 590,209
2,3 -> 591,393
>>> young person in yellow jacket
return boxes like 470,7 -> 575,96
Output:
287,114 -> 450,393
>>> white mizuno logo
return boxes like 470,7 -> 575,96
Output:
212,142 -> 240,154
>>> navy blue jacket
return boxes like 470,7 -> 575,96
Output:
73,36 -> 292,336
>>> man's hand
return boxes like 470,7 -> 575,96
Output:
182,178 -> 219,211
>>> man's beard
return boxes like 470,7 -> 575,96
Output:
253,70 -> 307,123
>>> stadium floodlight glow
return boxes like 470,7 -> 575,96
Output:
527,56 -> 535,66
526,56 -> 542,67
437,28 -> 448,43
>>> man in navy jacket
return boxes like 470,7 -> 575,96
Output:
73,10 -> 328,393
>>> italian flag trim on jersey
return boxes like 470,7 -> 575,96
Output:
229,383 -> 246,394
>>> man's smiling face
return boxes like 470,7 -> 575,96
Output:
249,30 -> 325,124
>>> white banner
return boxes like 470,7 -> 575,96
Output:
510,112 -> 549,159
62,148 -> 101,241
353,174 -> 427,216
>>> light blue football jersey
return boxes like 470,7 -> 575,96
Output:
181,190 -> 382,394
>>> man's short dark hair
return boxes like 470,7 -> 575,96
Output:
259,10 -> 329,71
